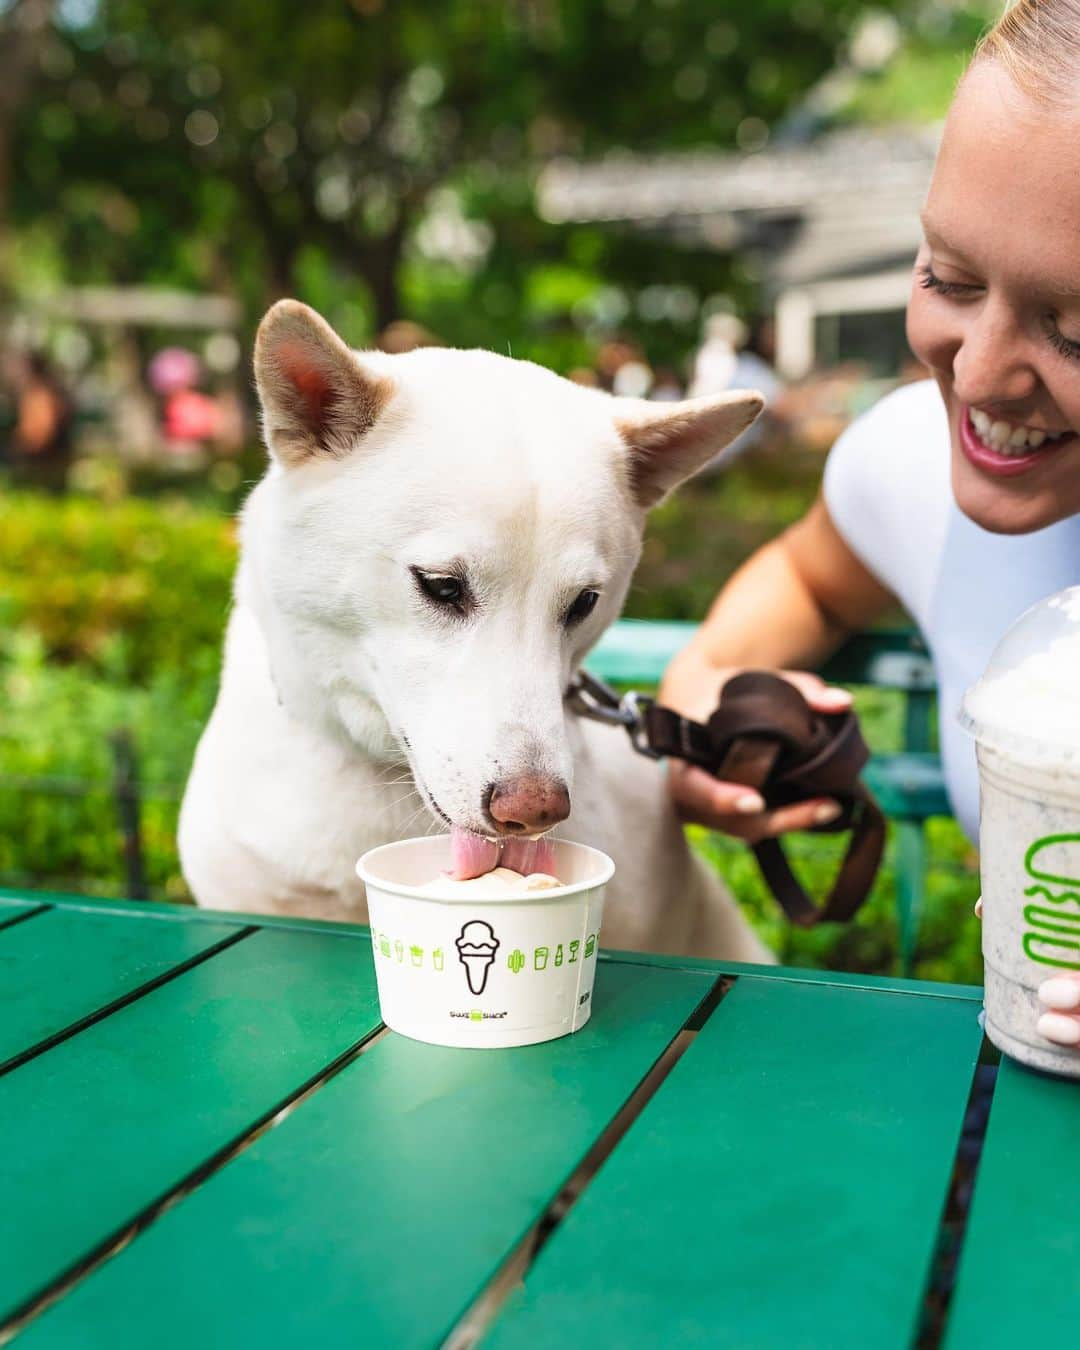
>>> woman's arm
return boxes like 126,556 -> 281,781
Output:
659,493 -> 896,840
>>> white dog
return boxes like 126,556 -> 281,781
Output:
179,301 -> 772,963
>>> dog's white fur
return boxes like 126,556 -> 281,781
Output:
179,301 -> 773,963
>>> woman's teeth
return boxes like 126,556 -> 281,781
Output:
969,407 -> 1071,456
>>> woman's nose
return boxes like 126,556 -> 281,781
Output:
951,298 -> 1038,408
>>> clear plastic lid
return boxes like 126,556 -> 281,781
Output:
960,586 -> 1080,761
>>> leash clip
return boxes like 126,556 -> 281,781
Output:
566,672 -> 662,760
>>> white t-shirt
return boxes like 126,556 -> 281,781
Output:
824,379 -> 1080,842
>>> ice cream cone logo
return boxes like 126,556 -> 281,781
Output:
1022,833 -> 1080,970
456,919 -> 500,995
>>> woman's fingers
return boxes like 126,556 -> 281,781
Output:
1036,974 -> 1080,1046
975,911 -> 1080,1047
777,670 -> 853,714
668,763 -> 764,821
668,762 -> 841,842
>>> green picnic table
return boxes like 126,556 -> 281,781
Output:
0,889 -> 1076,1348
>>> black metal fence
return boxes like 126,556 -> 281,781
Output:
0,728 -> 168,900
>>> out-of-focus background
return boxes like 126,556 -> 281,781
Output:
0,0 -> 996,979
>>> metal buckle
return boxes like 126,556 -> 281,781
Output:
566,674 -> 662,760
620,690 -> 662,759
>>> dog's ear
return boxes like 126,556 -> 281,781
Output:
614,390 -> 764,508
254,300 -> 392,467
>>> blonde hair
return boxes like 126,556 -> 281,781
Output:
974,0 -> 1080,105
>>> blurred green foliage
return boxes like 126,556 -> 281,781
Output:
6,1 -> 995,369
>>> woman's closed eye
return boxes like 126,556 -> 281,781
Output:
917,263 -> 983,299
1044,315 -> 1080,363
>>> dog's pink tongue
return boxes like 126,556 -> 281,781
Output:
449,827 -> 500,880
499,836 -> 558,876
448,828 -> 558,880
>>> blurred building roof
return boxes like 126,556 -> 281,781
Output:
33,287 -> 241,329
537,124 -> 941,291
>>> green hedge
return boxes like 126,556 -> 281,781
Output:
0,492 -> 236,682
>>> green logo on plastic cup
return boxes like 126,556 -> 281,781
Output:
1021,833 -> 1080,970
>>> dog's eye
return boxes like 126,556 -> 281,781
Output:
414,570 -> 466,610
566,589 -> 600,626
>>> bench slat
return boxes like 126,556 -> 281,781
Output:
944,1056 -> 1080,1348
0,907 -> 239,1068
14,960 -> 711,1350
487,975 -> 983,1349
0,926 -> 381,1324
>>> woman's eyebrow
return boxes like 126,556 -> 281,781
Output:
919,213 -> 972,260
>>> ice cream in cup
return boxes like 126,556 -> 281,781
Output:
356,835 -> 614,1048
961,585 -> 1080,1078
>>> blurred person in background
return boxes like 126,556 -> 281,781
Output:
660,0 -> 1080,1047
4,350 -> 73,493
688,312 -> 784,463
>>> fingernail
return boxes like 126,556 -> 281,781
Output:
974,897 -> 983,919
1040,978 -> 1080,1011
824,688 -> 853,706
1036,1013 -> 1080,1046
813,802 -> 842,825
734,792 -> 766,814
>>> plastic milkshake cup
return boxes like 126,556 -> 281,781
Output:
961,586 -> 1080,1078
356,836 -> 613,1049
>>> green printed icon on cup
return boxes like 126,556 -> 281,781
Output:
1022,833 -> 1080,971
376,927 -> 600,982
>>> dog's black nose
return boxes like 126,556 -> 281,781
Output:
488,776 -> 571,835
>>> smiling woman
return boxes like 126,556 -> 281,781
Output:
660,0 -> 1080,1044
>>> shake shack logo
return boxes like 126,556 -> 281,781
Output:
1022,833 -> 1080,971
450,1009 -> 509,1021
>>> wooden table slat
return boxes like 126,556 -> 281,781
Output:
0,907 -> 240,1068
486,974 -> 984,1350
944,1056 -> 1080,1349
15,961 -> 712,1350
0,926 -> 381,1323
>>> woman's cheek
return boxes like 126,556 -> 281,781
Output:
905,286 -> 955,378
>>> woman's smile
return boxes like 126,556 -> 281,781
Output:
959,404 -> 1077,478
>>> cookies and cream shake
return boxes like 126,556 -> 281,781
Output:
962,586 -> 1080,1077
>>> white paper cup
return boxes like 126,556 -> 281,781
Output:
975,746 -> 1080,1078
356,836 -> 614,1048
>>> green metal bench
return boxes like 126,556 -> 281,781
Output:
587,620 -> 951,972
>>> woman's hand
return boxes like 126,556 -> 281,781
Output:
973,898 -> 1080,1047
662,665 -> 853,843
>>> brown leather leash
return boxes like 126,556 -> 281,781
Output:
567,669 -> 886,927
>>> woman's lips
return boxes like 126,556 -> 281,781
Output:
958,407 -> 1073,479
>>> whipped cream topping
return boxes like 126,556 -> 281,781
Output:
964,628 -> 1080,758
